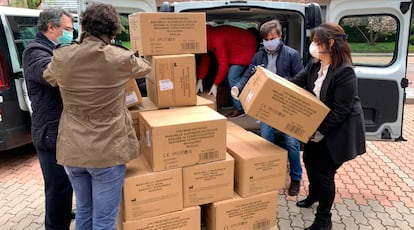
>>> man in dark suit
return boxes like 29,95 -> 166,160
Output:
22,7 -> 74,229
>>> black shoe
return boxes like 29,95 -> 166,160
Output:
304,221 -> 332,230
296,197 -> 317,208
226,109 -> 246,118
288,180 -> 300,196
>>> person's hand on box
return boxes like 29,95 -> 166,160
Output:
208,84 -> 218,97
310,131 -> 324,142
231,86 -> 240,100
196,79 -> 203,94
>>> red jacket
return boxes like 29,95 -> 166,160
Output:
198,25 -> 257,86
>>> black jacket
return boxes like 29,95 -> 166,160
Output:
291,61 -> 366,165
22,32 -> 62,151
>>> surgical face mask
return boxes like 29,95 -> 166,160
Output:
309,42 -> 319,59
263,38 -> 280,51
57,30 -> 73,44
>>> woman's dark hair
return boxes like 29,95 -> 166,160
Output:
81,3 -> 120,38
310,22 -> 353,68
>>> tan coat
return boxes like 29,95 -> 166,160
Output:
43,33 -> 151,168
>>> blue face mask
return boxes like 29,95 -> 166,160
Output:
57,30 -> 73,44
263,38 -> 280,51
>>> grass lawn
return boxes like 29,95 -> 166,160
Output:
349,42 -> 414,53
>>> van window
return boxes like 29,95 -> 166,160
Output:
340,14 -> 398,66
0,51 -> 9,90
6,15 -> 38,66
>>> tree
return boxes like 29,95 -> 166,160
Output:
342,16 -> 397,45
9,0 -> 42,9
27,0 -> 42,9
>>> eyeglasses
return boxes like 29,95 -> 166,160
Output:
54,25 -> 73,32
61,26 -> 74,32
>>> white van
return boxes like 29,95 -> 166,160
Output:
0,6 -> 79,151
0,6 -> 40,151
0,0 -> 411,151
0,2 -> 155,151
157,0 -> 412,141
95,0 -> 411,142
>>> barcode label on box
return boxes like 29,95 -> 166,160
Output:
181,41 -> 199,50
285,123 -> 304,137
198,151 -> 219,162
253,219 -> 270,230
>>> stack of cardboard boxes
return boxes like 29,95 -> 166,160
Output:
118,12 -> 237,230
118,11 -> 330,230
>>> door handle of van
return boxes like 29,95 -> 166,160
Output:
401,78 -> 409,88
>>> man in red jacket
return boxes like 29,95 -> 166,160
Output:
196,25 -> 257,117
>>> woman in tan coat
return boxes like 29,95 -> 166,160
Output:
43,3 -> 151,229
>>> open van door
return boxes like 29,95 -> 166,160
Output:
78,0 -> 156,15
164,1 -> 322,65
327,0 -> 412,141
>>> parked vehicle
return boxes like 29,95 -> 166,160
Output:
159,0 -> 412,141
0,6 -> 79,151
0,6 -> 39,151
0,1 -> 155,152
1,0 -> 411,151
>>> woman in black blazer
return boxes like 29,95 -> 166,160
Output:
291,22 -> 366,230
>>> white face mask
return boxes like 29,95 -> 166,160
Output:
263,38 -> 280,52
309,42 -> 319,59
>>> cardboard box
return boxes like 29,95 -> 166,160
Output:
183,153 -> 234,207
129,12 -> 207,55
147,54 -> 197,108
226,120 -> 248,135
128,97 -> 159,137
126,79 -> 143,108
170,95 -> 216,110
204,191 -> 278,230
139,106 -> 227,171
128,108 -> 140,138
121,156 -> 183,221
226,131 -> 287,197
137,96 -> 159,111
196,95 -> 216,110
239,66 -> 330,143
119,206 -> 200,230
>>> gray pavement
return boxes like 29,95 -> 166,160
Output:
1,62 -> 414,229
1,104 -> 414,229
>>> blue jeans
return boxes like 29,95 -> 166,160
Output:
227,64 -> 246,111
64,165 -> 126,230
260,122 -> 302,181
37,149 -> 73,230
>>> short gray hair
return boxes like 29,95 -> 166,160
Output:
37,7 -> 73,32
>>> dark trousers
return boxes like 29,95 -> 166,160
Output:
37,149 -> 73,230
303,140 -> 342,223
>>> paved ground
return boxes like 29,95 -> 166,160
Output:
1,61 -> 414,229
1,107 -> 414,230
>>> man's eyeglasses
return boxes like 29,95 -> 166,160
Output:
62,27 -> 74,32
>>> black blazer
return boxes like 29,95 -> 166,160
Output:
22,32 -> 63,151
291,61 -> 366,165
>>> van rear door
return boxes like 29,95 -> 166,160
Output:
78,0 -> 156,15
327,0 -> 412,141
169,0 -> 322,70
